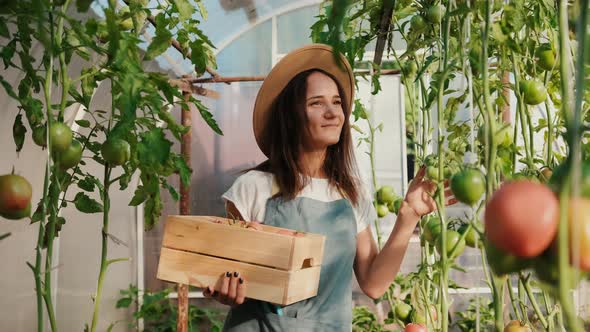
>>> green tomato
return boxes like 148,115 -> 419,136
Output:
49,122 -> 73,153
450,168 -> 486,206
53,139 -> 83,170
101,138 -> 131,166
426,166 -> 442,182
425,4 -> 446,23
395,302 -> 412,323
436,230 -> 466,259
535,43 -> 556,71
520,80 -> 547,105
32,125 -> 47,148
549,159 -> 590,198
377,185 -> 397,205
388,198 -> 403,214
458,224 -> 480,248
484,240 -> 532,276
377,203 -> 389,218
410,14 -> 427,33
423,218 -> 442,245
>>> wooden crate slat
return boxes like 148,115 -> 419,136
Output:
162,215 -> 325,270
157,247 -> 321,305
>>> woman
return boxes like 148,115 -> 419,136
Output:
203,44 -> 457,331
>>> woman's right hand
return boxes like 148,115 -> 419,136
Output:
203,271 -> 247,307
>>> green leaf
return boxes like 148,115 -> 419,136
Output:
197,1 -> 208,20
75,119 -> 91,128
173,0 -> 195,21
116,297 -> 133,308
74,192 -> 103,213
163,181 -> 179,200
191,97 -> 223,135
76,0 -> 93,12
145,28 -> 172,60
189,40 -> 207,75
0,17 -> 9,38
1,39 -> 17,69
143,189 -> 162,230
129,186 -> 148,206
13,114 -> 26,152
174,155 -> 192,187
77,177 -> 95,192
0,75 -> 17,99
137,129 -> 172,169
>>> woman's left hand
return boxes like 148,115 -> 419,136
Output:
403,166 -> 458,217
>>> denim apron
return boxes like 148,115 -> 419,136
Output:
223,181 -> 357,332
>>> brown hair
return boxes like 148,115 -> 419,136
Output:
249,69 -> 360,206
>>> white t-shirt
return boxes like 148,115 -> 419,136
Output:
221,170 -> 376,234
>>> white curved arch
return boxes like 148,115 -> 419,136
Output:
212,0 -> 322,56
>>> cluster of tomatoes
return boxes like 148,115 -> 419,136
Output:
374,185 -> 404,218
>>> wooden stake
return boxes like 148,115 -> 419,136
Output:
176,91 -> 192,332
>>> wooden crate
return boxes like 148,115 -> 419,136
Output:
156,215 -> 326,305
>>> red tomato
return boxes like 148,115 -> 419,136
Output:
405,323 -> 427,332
485,181 -> 559,257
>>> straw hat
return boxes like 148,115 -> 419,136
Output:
252,43 -> 355,157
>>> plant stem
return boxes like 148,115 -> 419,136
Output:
34,166 -> 50,332
518,277 -> 528,324
507,278 -> 522,322
90,168 -> 111,332
556,0 -> 584,329
522,274 -> 548,329
41,7 -> 58,331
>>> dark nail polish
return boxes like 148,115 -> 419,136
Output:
226,271 -> 231,277
234,271 -> 239,277
239,278 -> 244,284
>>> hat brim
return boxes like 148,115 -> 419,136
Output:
252,44 -> 355,157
